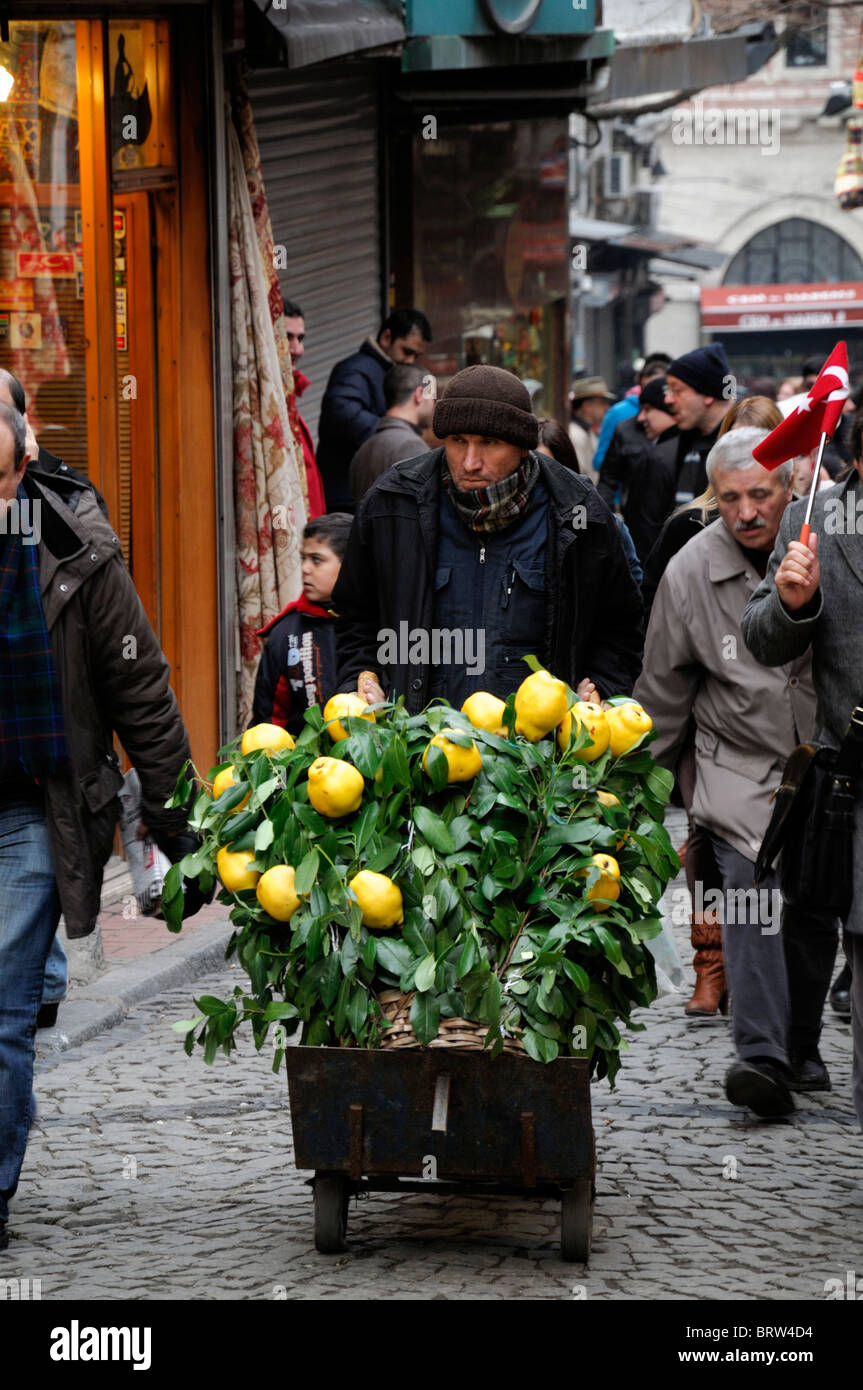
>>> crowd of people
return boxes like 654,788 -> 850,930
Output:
2,311 -> 862,1250
268,318 -> 861,1128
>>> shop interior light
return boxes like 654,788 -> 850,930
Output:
0,66 -> 14,102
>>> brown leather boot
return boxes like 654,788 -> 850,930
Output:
684,913 -> 728,1016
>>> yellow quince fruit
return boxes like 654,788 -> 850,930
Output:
557,701 -> 610,762
605,702 -> 653,757
256,865 -> 302,922
461,691 -> 507,736
307,756 -> 364,817
216,845 -> 260,893
241,723 -> 295,756
212,765 -> 249,808
323,692 -> 376,743
581,853 -> 621,910
514,669 -> 569,741
422,729 -> 482,783
348,869 -> 404,930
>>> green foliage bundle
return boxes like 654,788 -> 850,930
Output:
166,687 -> 678,1086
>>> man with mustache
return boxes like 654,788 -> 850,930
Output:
635,427 -> 830,1118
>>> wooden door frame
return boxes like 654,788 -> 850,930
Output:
169,6 -> 220,774
75,10 -> 220,776
77,19 -> 120,520
115,189 -> 160,634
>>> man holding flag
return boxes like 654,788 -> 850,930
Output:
742,342 -> 863,1130
636,424 -> 826,1118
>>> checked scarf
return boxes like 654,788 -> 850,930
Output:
442,451 -> 540,533
0,485 -> 68,776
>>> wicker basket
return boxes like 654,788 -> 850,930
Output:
377,989 -> 524,1056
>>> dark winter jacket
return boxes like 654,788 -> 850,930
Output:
674,422 -> 721,505
428,472 -> 550,708
317,338 -> 393,510
597,417 -> 680,563
252,592 -> 338,735
20,469 -> 191,938
332,447 -> 644,710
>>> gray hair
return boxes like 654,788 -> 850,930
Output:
705,425 -> 793,488
0,400 -> 26,468
0,367 -> 25,414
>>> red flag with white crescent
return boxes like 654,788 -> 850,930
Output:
752,341 -> 849,469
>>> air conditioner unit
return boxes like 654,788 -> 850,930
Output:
601,152 -> 630,199
635,188 -> 659,228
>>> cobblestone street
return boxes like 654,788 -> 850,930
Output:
4,816 -> 862,1302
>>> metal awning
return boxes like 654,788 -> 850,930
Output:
612,232 -> 726,270
570,214 -> 725,269
248,0 -> 405,69
570,214 -> 634,242
588,21 -> 778,117
390,33 -> 614,113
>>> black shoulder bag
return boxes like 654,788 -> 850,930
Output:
754,706 -> 863,920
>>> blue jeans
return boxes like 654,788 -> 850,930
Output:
0,802 -> 61,1220
41,932 -> 68,1006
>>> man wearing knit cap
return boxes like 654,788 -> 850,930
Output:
665,342 -> 734,504
597,375 -> 679,564
332,364 -> 644,711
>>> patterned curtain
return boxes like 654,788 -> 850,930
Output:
228,72 -> 308,730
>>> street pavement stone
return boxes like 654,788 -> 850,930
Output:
3,807 -> 862,1300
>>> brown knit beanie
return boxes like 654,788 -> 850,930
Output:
433,365 -> 539,450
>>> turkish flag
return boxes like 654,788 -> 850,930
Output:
753,341 -> 850,469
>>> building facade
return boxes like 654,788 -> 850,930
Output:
647,4 -> 863,381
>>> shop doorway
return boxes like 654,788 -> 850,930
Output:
0,13 -> 219,770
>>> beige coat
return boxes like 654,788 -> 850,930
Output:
634,517 -> 816,863
569,418 -> 597,477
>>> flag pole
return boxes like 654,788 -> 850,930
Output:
799,431 -> 828,548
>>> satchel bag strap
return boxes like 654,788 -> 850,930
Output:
833,706 -> 863,780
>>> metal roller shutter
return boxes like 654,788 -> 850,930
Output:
245,62 -> 383,445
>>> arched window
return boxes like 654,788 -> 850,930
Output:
724,218 -> 863,285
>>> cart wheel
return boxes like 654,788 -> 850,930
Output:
314,1175 -> 349,1254
560,1178 -> 593,1263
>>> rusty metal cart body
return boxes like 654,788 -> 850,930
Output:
284,1045 -> 595,1262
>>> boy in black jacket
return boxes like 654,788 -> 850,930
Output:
252,513 -> 352,735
